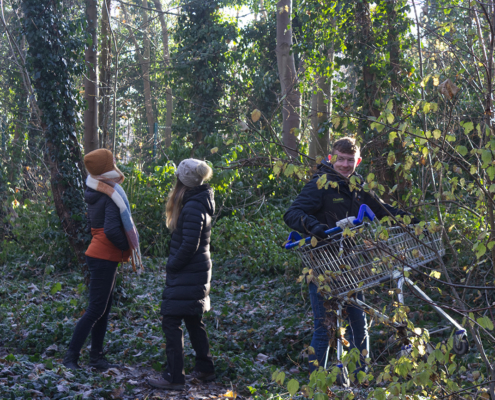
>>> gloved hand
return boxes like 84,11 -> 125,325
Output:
310,224 -> 330,240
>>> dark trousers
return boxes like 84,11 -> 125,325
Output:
161,314 -> 215,384
67,256 -> 118,354
308,282 -> 369,373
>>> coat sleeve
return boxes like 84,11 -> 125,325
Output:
166,203 -> 205,273
104,198 -> 130,251
283,178 -> 325,234
363,190 -> 410,220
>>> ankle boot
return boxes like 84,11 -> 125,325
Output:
88,351 -> 119,371
62,350 -> 81,370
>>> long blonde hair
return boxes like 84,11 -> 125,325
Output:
166,179 -> 189,232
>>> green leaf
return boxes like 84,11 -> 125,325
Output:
275,371 -> 285,385
50,282 -> 62,295
373,388 -> 386,400
389,131 -> 397,144
287,379 -> 299,396
387,151 -> 396,166
482,150 -> 492,166
433,129 -> 442,139
456,145 -> 468,156
366,173 -> 375,183
462,121 -> 474,135
316,174 -> 327,190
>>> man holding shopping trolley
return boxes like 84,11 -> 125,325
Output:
284,136 -> 417,378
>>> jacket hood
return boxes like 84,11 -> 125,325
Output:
85,187 -> 105,205
183,184 -> 215,216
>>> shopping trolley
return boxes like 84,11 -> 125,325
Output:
285,204 -> 469,371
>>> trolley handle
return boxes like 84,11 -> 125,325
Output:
285,204 -> 376,249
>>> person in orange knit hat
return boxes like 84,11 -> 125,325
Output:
63,149 -> 142,371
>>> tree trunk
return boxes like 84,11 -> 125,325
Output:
99,0 -> 112,149
356,0 -> 379,119
276,0 -> 301,159
124,2 -> 155,140
141,0 -> 154,139
309,41 -> 334,162
84,0 -> 99,153
153,0 -> 172,148
21,0 -> 89,269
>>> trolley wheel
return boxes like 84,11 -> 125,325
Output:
453,337 -> 469,355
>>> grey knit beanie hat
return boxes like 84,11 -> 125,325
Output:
176,158 -> 213,187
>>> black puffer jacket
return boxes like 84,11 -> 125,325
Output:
284,160 -> 410,234
160,185 -> 215,316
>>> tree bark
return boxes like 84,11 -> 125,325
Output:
153,0 -> 172,148
99,0 -> 112,149
276,0 -> 301,159
309,76 -> 330,161
141,0 -> 154,139
123,2 -> 155,140
84,0 -> 99,153
356,0 -> 379,119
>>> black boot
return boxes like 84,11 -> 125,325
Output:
62,350 -> 82,370
88,351 -> 119,371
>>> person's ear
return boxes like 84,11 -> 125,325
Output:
356,157 -> 362,167
328,154 -> 332,162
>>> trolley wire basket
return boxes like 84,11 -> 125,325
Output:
285,205 -> 445,298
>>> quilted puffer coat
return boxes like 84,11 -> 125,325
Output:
160,185 -> 215,316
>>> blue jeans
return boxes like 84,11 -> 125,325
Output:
308,282 -> 369,372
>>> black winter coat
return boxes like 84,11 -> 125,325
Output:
160,185 -> 215,316
284,161 -> 409,234
85,188 -> 129,251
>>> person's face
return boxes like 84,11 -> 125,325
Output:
329,149 -> 362,178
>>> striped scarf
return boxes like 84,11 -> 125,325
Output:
86,170 -> 143,273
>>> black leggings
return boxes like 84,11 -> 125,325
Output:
161,314 -> 215,384
67,256 -> 118,354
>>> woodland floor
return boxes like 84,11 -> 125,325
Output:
0,256 -> 470,399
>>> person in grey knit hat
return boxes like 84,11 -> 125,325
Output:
149,158 -> 215,391
175,158 -> 213,188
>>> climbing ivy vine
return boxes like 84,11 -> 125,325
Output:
20,0 -> 89,266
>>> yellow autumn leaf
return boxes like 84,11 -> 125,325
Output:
251,109 -> 261,122
223,390 -> 237,399
210,147 -> 219,154
311,236 -> 318,247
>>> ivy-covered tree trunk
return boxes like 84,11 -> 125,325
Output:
84,0 -> 99,153
21,0 -> 89,268
276,0 -> 301,159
